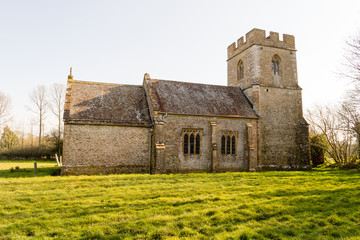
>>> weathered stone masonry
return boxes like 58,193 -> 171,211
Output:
149,114 -> 258,173
63,124 -> 151,175
227,28 -> 310,170
62,75 -> 259,175
62,28 -> 310,175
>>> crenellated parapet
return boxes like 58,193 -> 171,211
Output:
227,28 -> 295,60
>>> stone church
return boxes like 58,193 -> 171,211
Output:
62,28 -> 310,175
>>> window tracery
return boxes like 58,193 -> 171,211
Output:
183,129 -> 202,155
221,131 -> 237,155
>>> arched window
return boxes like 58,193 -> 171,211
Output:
231,136 -> 236,154
190,134 -> 195,154
272,55 -> 280,75
195,134 -> 200,154
184,134 -> 189,154
237,60 -> 244,80
221,136 -> 225,154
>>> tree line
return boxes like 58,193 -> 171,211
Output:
307,31 -> 360,167
0,84 -> 65,159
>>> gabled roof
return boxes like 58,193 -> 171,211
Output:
144,79 -> 258,118
63,80 -> 151,126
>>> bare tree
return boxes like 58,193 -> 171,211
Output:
29,85 -> 48,150
29,119 -> 36,148
338,100 -> 360,159
306,105 -> 357,164
343,31 -> 360,106
345,31 -> 360,81
50,84 -> 65,139
339,31 -> 360,159
50,83 -> 65,154
0,91 -> 11,126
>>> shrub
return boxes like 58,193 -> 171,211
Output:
50,168 -> 62,176
0,146 -> 58,160
310,134 -> 328,166
339,162 -> 360,169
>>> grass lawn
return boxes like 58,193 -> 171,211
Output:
0,160 -> 60,178
0,162 -> 359,239
0,160 -> 57,170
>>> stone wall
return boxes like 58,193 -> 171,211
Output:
152,114 -> 258,173
228,28 -> 310,170
245,86 -> 310,169
257,46 -> 298,88
62,124 -> 151,175
228,45 -> 298,90
228,45 -> 259,89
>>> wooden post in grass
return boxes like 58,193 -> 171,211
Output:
60,156 -> 62,166
34,162 -> 37,171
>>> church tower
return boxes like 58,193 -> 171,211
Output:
227,28 -> 310,170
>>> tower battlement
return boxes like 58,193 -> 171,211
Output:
227,28 -> 295,60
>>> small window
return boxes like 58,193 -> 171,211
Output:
221,131 -> 237,155
183,129 -> 202,155
272,55 -> 280,75
237,60 -> 244,80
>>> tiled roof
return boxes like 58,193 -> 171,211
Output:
144,79 -> 258,118
64,80 -> 151,126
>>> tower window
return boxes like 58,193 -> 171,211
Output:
221,131 -> 237,155
272,55 -> 281,75
237,60 -> 244,80
183,129 -> 202,155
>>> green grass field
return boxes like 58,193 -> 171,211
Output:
0,160 -> 60,178
0,161 -> 56,170
0,162 -> 359,239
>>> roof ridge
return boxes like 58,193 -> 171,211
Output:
150,78 -> 239,88
71,79 -> 142,87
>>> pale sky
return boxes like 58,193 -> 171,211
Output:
1,0 -> 360,134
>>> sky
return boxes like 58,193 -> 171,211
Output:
1,0 -> 360,134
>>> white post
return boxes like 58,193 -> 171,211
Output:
55,154 -> 60,166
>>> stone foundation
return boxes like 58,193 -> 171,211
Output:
61,165 -> 149,176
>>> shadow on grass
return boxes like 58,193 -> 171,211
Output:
35,183 -> 360,239
0,169 -> 359,239
0,167 -> 61,178
260,168 -> 360,178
